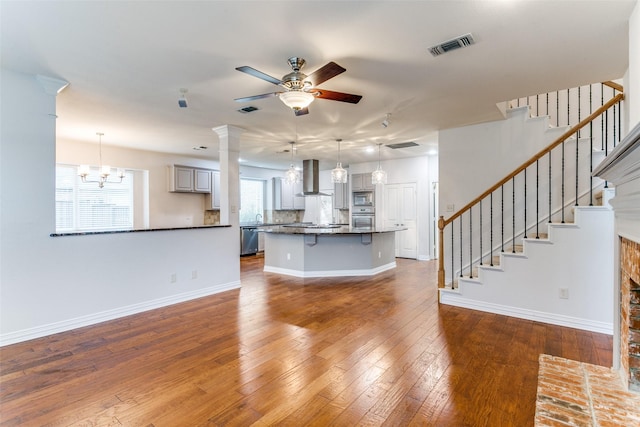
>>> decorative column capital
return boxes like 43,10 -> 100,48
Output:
36,75 -> 69,96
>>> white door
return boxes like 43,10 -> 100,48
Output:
384,183 -> 417,259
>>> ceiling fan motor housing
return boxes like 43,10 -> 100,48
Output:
282,71 -> 309,90
283,57 -> 312,91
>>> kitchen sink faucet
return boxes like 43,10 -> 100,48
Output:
255,213 -> 263,224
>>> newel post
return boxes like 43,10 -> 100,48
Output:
438,216 -> 445,292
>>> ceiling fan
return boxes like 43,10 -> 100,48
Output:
234,57 -> 362,116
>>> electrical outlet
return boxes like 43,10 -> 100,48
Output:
191,270 -> 198,279
378,251 -> 382,258
446,204 -> 455,212
170,273 -> 177,283
559,288 -> 569,299
287,253 -> 291,260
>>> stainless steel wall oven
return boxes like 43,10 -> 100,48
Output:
352,206 -> 375,228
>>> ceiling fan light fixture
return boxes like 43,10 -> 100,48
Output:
279,90 -> 315,111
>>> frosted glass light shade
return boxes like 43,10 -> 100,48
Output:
78,164 -> 91,177
284,165 -> 300,184
331,163 -> 348,184
279,91 -> 314,110
372,168 -> 387,185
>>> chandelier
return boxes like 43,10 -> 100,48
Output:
284,141 -> 300,184
371,143 -> 387,185
78,132 -> 125,188
331,138 -> 348,184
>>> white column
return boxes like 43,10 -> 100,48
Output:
212,125 -> 243,227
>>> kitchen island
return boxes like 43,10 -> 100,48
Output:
260,224 -> 406,278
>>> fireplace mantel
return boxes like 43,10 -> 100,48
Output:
593,121 -> 640,393
594,121 -> 640,184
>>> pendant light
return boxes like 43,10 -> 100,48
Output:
371,143 -> 387,185
331,138 -> 348,184
284,141 -> 300,184
78,132 -> 125,188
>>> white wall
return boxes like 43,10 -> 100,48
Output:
442,207 -> 615,334
439,107 -> 562,217
0,69 -> 240,345
628,1 -> 640,130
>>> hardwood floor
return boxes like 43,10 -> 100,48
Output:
0,257 -> 612,426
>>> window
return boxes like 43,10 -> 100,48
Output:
56,164 -> 135,232
239,179 -> 265,223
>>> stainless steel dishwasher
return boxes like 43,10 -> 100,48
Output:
240,227 -> 259,255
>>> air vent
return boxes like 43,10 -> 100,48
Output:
238,106 -> 259,113
428,33 -> 475,57
386,141 -> 419,149
192,146 -> 208,151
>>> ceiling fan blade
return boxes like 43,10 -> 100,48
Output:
234,92 -> 281,103
311,89 -> 362,104
305,62 -> 346,86
294,107 -> 309,116
235,66 -> 282,85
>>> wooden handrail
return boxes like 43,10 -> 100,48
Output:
603,80 -> 623,92
441,92 -> 624,228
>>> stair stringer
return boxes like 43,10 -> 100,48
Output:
440,206 -> 614,334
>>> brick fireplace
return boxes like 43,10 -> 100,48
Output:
534,120 -> 640,427
621,237 -> 640,392
592,121 -> 640,394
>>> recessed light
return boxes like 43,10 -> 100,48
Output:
366,147 -> 375,153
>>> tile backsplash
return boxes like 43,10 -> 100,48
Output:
265,210 -> 303,224
204,209 -> 304,225
204,210 -> 220,225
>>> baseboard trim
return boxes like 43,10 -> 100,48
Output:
0,281 -> 241,347
263,262 -> 397,278
439,291 -> 613,335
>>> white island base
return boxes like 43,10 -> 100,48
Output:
263,231 -> 397,278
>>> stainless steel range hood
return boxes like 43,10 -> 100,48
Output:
297,159 -> 330,196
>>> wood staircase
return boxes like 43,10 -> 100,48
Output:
437,81 -> 623,332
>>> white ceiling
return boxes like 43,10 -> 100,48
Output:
1,0 -> 636,170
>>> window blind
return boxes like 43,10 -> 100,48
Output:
56,165 -> 134,232
239,179 -> 265,223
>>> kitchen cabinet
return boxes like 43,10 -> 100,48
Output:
334,182 -> 349,210
194,169 -> 212,193
205,171 -> 221,210
168,165 -> 212,193
273,177 -> 305,210
351,173 -> 375,191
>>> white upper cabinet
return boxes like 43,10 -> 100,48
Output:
205,171 -> 221,210
351,173 -> 375,191
273,178 -> 305,210
168,165 -> 213,194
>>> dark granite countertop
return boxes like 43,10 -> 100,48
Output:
259,225 -> 407,235
50,224 -> 231,237
239,222 -> 292,228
